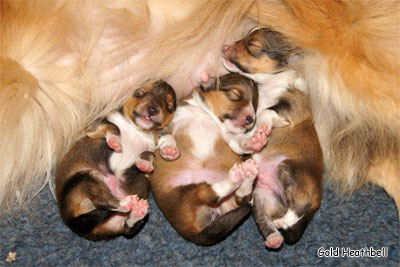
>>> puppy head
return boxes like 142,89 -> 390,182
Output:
199,73 -> 258,134
123,81 -> 177,131
223,27 -> 300,75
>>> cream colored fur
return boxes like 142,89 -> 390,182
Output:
0,0 -> 256,214
2,0 -> 399,219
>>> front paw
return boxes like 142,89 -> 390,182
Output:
106,133 -> 122,153
161,146 -> 180,160
244,125 -> 270,152
135,159 -> 154,173
241,159 -> 259,180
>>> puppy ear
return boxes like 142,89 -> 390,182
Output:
200,77 -> 218,92
165,93 -> 176,113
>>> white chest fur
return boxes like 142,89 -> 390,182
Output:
171,101 -> 220,161
107,112 -> 156,176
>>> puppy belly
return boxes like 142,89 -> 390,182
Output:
168,168 -> 227,188
254,155 -> 286,196
98,164 -> 126,199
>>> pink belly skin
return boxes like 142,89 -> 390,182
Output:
168,168 -> 228,188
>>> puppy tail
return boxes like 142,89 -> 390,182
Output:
190,205 -> 251,246
280,211 -> 314,245
66,208 -> 116,238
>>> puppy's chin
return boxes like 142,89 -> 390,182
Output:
223,57 -> 275,83
223,119 -> 251,134
134,116 -> 156,130
223,58 -> 241,73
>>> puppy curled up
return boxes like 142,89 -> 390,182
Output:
55,81 -> 180,240
149,73 -> 272,245
223,27 -> 323,249
246,0 -> 400,218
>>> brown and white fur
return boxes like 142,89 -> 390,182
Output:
2,0 -> 399,222
149,73 -> 271,245
0,0 -> 257,214
246,0 -> 400,219
55,81 -> 178,240
252,89 -> 323,249
223,27 -> 323,249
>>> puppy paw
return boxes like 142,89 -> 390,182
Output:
126,198 -> 148,227
135,159 -> 154,173
244,125 -> 270,152
241,159 -> 259,180
161,145 -> 180,160
106,133 -> 122,152
131,199 -> 149,219
228,163 -> 244,185
265,232 -> 284,249
119,195 -> 139,212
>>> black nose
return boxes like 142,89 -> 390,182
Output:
245,116 -> 254,125
147,106 -> 158,116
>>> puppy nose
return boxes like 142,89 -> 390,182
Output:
147,106 -> 158,116
245,116 -> 254,125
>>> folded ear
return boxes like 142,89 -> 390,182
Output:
165,92 -> 176,113
200,77 -> 218,92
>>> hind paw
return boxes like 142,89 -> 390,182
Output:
229,163 -> 244,185
119,195 -> 139,212
265,233 -> 284,249
126,199 -> 148,227
135,159 -> 154,173
241,159 -> 259,180
161,145 -> 180,160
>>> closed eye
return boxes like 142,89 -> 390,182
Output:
134,89 -> 148,98
224,88 -> 242,102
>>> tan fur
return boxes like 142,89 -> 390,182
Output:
248,0 -> 400,217
150,128 -> 243,242
0,0 -> 256,214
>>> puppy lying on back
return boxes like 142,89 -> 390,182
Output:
253,89 -> 323,249
150,73 -> 271,245
55,81 -> 179,241
223,28 -> 323,249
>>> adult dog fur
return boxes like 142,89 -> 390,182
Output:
246,0 -> 400,218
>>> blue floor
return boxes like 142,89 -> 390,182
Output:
1,178 -> 399,266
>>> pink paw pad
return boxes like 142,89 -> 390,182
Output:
241,159 -> 259,180
229,163 -> 244,184
135,159 -> 154,173
119,195 -> 139,212
161,146 -> 180,160
245,125 -> 270,152
131,199 -> 149,219
256,124 -> 271,136
106,134 -> 122,153
265,233 -> 284,249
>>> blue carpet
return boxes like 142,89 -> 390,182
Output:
1,178 -> 399,266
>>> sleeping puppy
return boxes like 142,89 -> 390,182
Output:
252,89 -> 323,249
150,73 -> 269,245
247,1 -> 400,219
223,28 -> 323,249
55,81 -> 179,241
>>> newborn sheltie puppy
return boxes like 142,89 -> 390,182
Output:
252,89 -> 323,249
150,73 -> 270,245
55,81 -> 179,241
223,27 -> 303,111
223,28 -> 323,249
